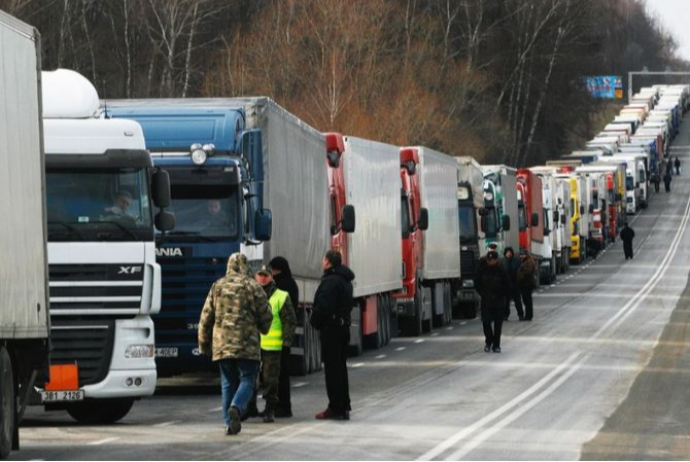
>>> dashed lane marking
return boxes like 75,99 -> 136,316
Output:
375,354 -> 387,359
292,382 -> 308,388
460,322 -> 468,326
88,437 -> 119,446
432,333 -> 440,337
446,326 -> 454,331
350,363 -> 365,368
415,339 -> 425,344
154,420 -> 181,427
209,406 -> 223,412
396,347 -> 407,351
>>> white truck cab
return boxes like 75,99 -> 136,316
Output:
40,70 -> 173,423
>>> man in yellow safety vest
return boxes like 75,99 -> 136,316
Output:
254,265 -> 297,423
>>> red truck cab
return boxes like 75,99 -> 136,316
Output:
517,169 -> 545,263
325,133 -> 349,264
606,173 -> 617,241
392,148 -> 429,336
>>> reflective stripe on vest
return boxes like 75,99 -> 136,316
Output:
261,289 -> 289,351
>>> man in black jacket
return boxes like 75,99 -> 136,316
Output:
310,250 -> 355,420
269,256 -> 299,418
476,250 -> 510,353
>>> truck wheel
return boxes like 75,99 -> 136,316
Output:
0,348 -> 15,459
67,398 -> 134,424
401,291 -> 423,337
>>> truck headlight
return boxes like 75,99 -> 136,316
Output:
125,345 -> 154,359
462,279 -> 475,288
191,148 -> 207,165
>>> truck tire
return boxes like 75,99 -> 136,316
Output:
0,348 -> 15,459
66,398 -> 134,424
401,290 -> 423,337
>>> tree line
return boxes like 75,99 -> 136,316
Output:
1,0 -> 684,165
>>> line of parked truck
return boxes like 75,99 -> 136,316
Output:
2,9 -> 688,458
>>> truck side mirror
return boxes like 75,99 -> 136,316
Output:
341,204 -> 355,233
326,151 -> 340,168
155,211 -> 176,232
580,205 -> 585,215
480,216 -> 487,233
502,215 -> 511,231
531,212 -> 539,227
553,211 -> 559,223
152,169 -> 171,208
589,204 -> 595,214
478,207 -> 488,217
254,209 -> 272,242
418,208 -> 429,231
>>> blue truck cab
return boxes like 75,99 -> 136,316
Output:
108,104 -> 271,375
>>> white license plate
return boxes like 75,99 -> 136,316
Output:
41,390 -> 84,402
155,347 -> 179,358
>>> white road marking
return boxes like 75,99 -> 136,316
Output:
154,420 -> 181,427
415,339 -> 425,344
208,406 -> 223,412
88,437 -> 119,446
291,382 -> 308,388
445,326 -> 454,331
375,354 -> 387,359
396,347 -> 407,351
460,322 -> 467,326
431,333 -> 440,337
351,363 -> 365,368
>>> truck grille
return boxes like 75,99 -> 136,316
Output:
157,257 -> 226,344
50,318 -> 115,387
461,250 -> 476,277
49,264 -> 143,315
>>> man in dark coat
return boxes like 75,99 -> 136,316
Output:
664,169 -> 673,193
310,250 -> 355,420
675,157 -> 681,175
652,173 -> 661,193
517,250 -> 537,321
269,256 -> 299,418
620,223 -> 635,260
501,247 -> 524,321
476,250 -> 510,353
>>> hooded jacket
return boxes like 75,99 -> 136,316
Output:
270,256 -> 300,315
310,264 -> 355,330
198,253 -> 273,361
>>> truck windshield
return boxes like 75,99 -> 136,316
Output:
46,168 -> 153,242
626,176 -> 635,190
159,184 -> 239,242
458,205 -> 477,243
518,203 -> 527,231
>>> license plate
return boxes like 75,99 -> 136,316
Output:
41,390 -> 84,402
155,347 -> 179,358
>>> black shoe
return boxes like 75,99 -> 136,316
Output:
484,345 -> 491,353
263,408 -> 275,423
518,315 -> 525,321
274,407 -> 293,418
493,347 -> 501,353
242,403 -> 259,421
228,406 -> 242,435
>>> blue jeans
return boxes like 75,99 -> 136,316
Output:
219,358 -> 260,427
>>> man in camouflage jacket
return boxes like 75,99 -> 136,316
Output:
198,252 -> 273,436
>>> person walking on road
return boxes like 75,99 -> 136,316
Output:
664,169 -> 673,193
517,249 -> 537,321
310,250 -> 355,420
652,173 -> 661,193
254,265 -> 296,423
675,157 -> 681,175
269,256 -> 300,418
198,252 -> 273,436
476,250 -> 510,353
501,247 -> 524,321
620,223 -> 636,260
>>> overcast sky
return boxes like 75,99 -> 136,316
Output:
646,0 -> 690,62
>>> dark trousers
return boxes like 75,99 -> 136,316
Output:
623,242 -> 633,260
521,288 -> 534,320
504,288 -> 524,319
277,347 -> 292,412
482,308 -> 504,348
321,326 -> 351,414
665,181 -> 671,192
259,350 -> 281,408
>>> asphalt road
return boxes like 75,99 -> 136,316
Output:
12,125 -> 690,461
